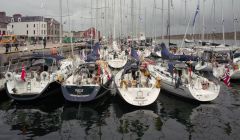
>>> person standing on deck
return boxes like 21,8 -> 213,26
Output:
43,38 -> 46,49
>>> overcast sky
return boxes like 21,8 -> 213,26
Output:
0,0 -> 240,37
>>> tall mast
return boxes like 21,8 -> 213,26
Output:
91,0 -> 93,49
67,0 -> 73,56
168,0 -> 170,45
59,0 -> 63,54
120,0 -> 123,39
232,0 -> 237,46
153,0 -> 156,42
131,0 -> 134,46
202,0 -> 205,42
144,7 -> 147,38
104,0 -> 107,38
113,0 -> 116,41
221,0 -> 225,45
161,0 -> 164,41
95,0 -> 99,42
185,0 -> 187,20
213,0 -> 216,43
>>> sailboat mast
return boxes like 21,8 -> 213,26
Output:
202,0 -> 205,42
95,0 -> 99,42
59,0 -> 63,54
232,0 -> 237,46
168,0 -> 170,45
120,0 -> 123,39
144,7 -> 147,38
67,0 -> 73,56
131,0 -> 134,46
162,0 -> 164,41
221,0 -> 225,45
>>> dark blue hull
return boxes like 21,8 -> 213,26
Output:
61,79 -> 112,103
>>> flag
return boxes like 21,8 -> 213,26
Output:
21,64 -> 26,81
40,0 -> 46,9
97,64 -> 101,76
139,16 -> 143,23
188,66 -> 192,77
104,68 -> 111,80
81,50 -> 86,60
50,18 -> 54,26
192,3 -> 200,26
222,66 -> 230,87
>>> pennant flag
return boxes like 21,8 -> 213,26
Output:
97,64 -> 101,76
222,66 -> 230,87
21,64 -> 26,81
188,66 -> 192,77
192,3 -> 200,26
40,0 -> 46,9
104,68 -> 111,80
50,18 -> 54,26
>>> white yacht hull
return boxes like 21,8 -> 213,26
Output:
148,65 -> 220,102
115,69 -> 160,106
0,79 -> 5,91
195,62 -> 213,72
106,53 -> 128,69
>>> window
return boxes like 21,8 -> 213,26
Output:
26,24 -> 28,28
44,30 -> 46,35
26,30 -> 28,35
12,25 -> 14,28
34,30 -> 35,35
41,30 -> 43,34
33,24 -> 35,28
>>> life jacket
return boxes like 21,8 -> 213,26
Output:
51,47 -> 57,55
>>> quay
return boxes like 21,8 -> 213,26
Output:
0,43 -> 87,65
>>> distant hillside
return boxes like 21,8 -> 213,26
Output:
161,32 -> 240,40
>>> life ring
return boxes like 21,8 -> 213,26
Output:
5,72 -> 13,81
40,71 -> 49,81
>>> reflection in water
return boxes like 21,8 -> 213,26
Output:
159,92 -> 200,125
117,110 -> 162,139
0,84 -> 239,139
190,104 -> 240,140
112,97 -> 164,140
0,100 -> 63,140
61,101 -> 111,140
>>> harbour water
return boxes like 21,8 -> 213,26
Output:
0,82 -> 239,140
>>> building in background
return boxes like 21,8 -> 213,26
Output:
6,13 -> 60,44
45,18 -> 61,43
0,12 -> 11,35
83,27 -> 100,40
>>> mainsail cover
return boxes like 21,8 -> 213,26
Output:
160,43 -> 198,61
86,42 -> 101,62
